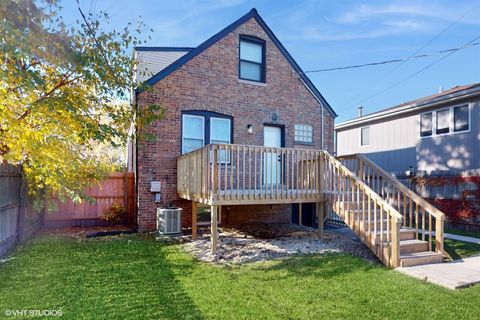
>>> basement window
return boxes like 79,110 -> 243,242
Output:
239,36 -> 265,82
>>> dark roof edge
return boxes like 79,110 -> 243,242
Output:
335,85 -> 480,129
137,8 -> 337,118
134,46 -> 194,52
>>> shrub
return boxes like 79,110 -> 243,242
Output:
102,203 -> 126,224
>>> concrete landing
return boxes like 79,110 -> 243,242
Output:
396,256 -> 480,289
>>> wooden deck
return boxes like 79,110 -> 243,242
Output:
177,144 -> 325,206
177,144 -> 445,268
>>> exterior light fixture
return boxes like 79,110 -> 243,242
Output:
247,124 -> 253,134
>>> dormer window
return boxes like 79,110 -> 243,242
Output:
239,36 -> 265,82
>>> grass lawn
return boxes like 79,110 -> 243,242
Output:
443,238 -> 480,260
1,234 -> 480,320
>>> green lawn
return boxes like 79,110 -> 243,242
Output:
1,234 -> 480,320
444,238 -> 480,260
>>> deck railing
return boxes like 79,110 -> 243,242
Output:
322,152 -> 403,267
338,154 -> 444,254
177,144 -> 325,205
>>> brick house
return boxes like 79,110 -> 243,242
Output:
131,8 -> 337,233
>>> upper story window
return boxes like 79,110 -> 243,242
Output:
360,126 -> 370,146
453,105 -> 469,132
181,111 -> 232,155
294,124 -> 313,144
420,112 -> 433,137
436,108 -> 450,135
420,104 -> 470,138
239,36 -> 265,82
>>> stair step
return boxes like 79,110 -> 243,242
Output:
400,251 -> 443,267
398,239 -> 429,254
366,228 -> 416,241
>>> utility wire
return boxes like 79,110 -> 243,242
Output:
336,33 -> 480,113
304,42 -> 480,73
333,5 -> 476,112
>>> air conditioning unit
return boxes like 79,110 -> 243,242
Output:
157,208 -> 182,234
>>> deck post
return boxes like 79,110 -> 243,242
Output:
210,205 -> 218,254
298,204 -> 302,226
192,201 -> 197,239
316,201 -> 325,238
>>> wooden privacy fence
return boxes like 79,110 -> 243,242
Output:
45,172 -> 135,227
0,164 -> 42,257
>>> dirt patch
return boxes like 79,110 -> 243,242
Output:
183,223 -> 379,265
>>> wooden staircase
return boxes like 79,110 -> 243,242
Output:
321,152 -> 445,268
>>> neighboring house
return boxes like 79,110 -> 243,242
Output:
130,9 -> 336,232
335,83 -> 480,174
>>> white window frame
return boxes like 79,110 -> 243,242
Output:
294,124 -> 313,144
452,104 -> 471,134
359,126 -> 371,147
434,107 -> 451,137
181,114 -> 205,154
419,103 -> 471,139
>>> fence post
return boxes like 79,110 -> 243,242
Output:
435,216 -> 444,254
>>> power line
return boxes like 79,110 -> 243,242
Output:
336,33 -> 480,113
334,5 -> 476,112
304,42 -> 480,73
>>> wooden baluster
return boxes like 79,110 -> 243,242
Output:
429,211 -> 432,251
409,198 -> 413,229
248,147 -> 252,200
243,146 -> 246,200
422,207 -> 426,241
403,193 -> 407,227
367,193 -> 372,244
386,206 -> 391,267
374,199 -> 378,246
212,146 -> 218,201
380,203 -> 384,264
415,202 -> 419,239
254,147 -> 257,200
285,149 -> 290,200
236,146 -> 240,200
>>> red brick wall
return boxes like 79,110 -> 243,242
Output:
136,17 -> 335,231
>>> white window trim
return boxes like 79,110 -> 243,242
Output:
359,126 -> 371,147
419,103 -> 471,139
182,114 -> 205,154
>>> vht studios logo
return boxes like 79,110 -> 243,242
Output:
4,309 -> 63,317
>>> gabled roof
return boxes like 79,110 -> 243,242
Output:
335,83 -> 480,130
137,8 -> 336,118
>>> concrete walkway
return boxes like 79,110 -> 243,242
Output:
444,232 -> 480,244
397,256 -> 480,289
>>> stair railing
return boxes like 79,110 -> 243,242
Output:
321,151 -> 403,267
338,154 -> 444,255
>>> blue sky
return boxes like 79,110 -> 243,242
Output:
62,0 -> 480,123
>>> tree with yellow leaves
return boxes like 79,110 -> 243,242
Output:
0,0 -> 162,204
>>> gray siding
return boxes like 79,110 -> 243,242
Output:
134,50 -> 189,83
336,97 -> 480,173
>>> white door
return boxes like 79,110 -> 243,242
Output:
263,126 -> 282,186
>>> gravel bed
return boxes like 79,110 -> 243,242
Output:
182,223 -> 379,265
